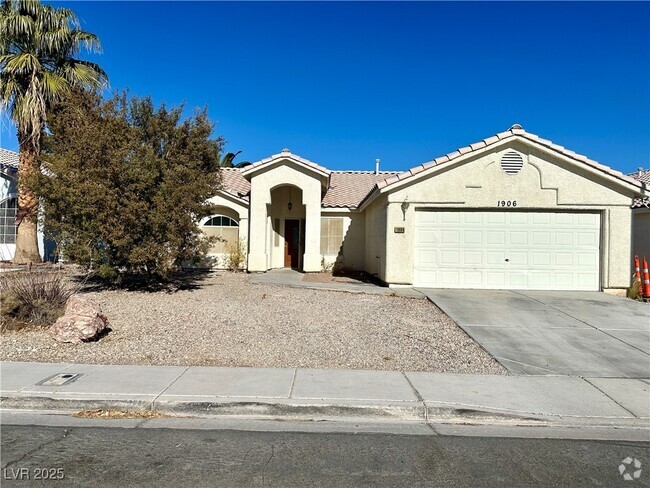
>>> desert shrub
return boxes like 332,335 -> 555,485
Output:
224,239 -> 246,271
0,271 -> 77,329
627,277 -> 643,301
33,89 -> 223,283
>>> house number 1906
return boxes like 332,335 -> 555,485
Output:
497,200 -> 517,207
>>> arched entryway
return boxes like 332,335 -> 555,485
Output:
270,185 -> 305,269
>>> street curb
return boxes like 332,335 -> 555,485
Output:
6,394 -> 643,429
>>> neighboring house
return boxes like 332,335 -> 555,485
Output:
0,148 -> 50,262
630,168 -> 650,262
206,125 -> 647,294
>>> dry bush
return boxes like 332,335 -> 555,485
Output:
0,271 -> 77,330
627,277 -> 643,301
224,239 -> 246,271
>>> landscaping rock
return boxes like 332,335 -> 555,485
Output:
65,294 -> 103,317
49,296 -> 108,343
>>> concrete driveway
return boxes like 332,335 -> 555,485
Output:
418,289 -> 650,378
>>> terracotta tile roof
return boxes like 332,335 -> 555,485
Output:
629,168 -> 650,185
242,149 -> 331,177
630,169 -> 650,208
322,171 -> 401,208
373,125 -> 644,193
219,167 -> 399,208
0,148 -> 18,173
219,168 -> 251,201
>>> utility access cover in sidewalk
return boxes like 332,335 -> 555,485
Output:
37,373 -> 82,386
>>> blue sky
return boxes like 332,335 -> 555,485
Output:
1,1 -> 648,173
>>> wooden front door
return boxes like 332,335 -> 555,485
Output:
284,219 -> 300,269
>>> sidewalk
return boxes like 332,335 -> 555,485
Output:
250,268 -> 424,298
1,362 -> 648,429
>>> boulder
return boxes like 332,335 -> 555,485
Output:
65,294 -> 103,317
49,295 -> 108,343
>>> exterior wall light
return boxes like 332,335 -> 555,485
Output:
401,198 -> 409,221
288,202 -> 293,211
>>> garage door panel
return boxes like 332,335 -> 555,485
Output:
577,273 -> 598,288
555,232 -> 574,246
440,270 -> 460,285
578,213 -> 599,226
414,210 -> 600,291
487,251 -> 506,265
509,231 -> 528,246
463,251 -> 482,265
441,230 -> 460,244
554,252 -> 573,266
440,250 -> 460,266
578,232 -> 598,247
463,270 -> 483,286
531,232 -> 551,246
415,248 -> 437,266
508,251 -> 528,266
463,230 -> 483,245
509,271 -> 528,288
555,273 -> 573,288
417,229 -> 437,244
577,253 -> 597,267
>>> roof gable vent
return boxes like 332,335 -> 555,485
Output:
500,151 -> 524,175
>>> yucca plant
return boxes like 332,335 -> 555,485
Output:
0,270 -> 76,328
0,0 -> 108,264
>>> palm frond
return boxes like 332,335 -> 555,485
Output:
0,0 -> 109,146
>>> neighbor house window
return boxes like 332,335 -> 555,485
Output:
0,197 -> 17,244
320,217 -> 344,255
202,215 -> 239,253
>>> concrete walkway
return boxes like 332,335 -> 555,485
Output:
1,362 -> 648,428
250,268 -> 424,298
419,289 -> 650,377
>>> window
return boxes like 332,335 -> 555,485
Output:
320,217 -> 344,255
0,197 -> 17,244
202,215 -> 239,253
203,216 -> 239,227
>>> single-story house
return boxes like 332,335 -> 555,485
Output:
205,125 -> 648,294
630,168 -> 650,262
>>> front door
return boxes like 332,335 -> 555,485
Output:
284,219 -> 301,269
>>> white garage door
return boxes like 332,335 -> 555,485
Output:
413,210 -> 600,290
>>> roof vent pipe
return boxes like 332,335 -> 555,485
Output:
375,159 -> 380,175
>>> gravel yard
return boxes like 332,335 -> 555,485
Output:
1,272 -> 505,373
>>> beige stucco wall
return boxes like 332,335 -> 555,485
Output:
203,193 -> 249,268
375,140 -> 638,291
320,211 -> 366,271
633,208 -> 650,264
247,161 -> 323,272
363,198 -> 387,280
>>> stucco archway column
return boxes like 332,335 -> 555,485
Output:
303,201 -> 321,272
247,186 -> 270,271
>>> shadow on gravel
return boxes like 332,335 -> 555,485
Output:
73,268 -> 218,294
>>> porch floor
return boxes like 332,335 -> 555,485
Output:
249,268 -> 424,299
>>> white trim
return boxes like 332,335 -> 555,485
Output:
215,189 -> 249,207
242,154 -> 331,179
359,136 -> 643,211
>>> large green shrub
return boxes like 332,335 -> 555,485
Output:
33,90 -> 224,282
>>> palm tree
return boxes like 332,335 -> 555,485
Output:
0,0 -> 108,263
219,150 -> 251,168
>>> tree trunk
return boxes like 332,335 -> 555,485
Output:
12,139 -> 43,264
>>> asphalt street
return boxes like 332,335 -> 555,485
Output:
2,421 -> 649,487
